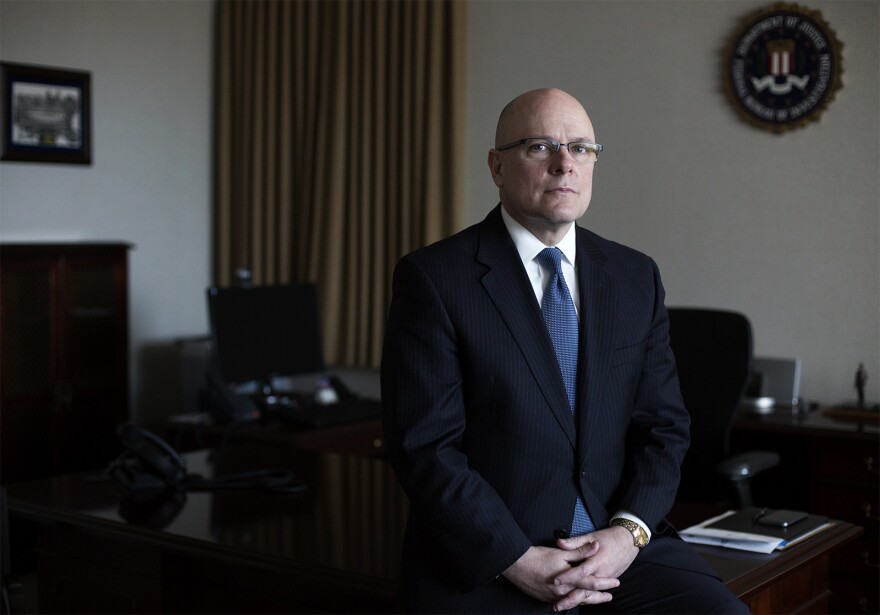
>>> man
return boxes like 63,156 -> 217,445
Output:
381,88 -> 748,613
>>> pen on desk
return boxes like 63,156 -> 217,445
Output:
751,508 -> 768,524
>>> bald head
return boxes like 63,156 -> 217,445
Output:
494,88 -> 595,147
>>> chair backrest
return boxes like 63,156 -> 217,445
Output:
668,308 -> 753,504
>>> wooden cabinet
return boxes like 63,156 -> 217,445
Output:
732,409 -> 880,614
814,438 -> 879,614
0,243 -> 130,483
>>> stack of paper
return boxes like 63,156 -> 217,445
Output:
680,509 -> 831,554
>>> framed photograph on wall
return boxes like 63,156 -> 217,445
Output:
1,62 -> 92,164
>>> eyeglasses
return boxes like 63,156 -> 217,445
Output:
496,138 -> 603,163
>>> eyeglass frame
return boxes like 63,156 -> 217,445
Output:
495,137 -> 603,160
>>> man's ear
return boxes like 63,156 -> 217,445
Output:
488,150 -> 503,188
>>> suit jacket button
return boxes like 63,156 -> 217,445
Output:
554,528 -> 569,539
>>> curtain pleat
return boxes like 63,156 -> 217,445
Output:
213,0 -> 466,368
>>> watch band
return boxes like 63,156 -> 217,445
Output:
610,517 -> 649,549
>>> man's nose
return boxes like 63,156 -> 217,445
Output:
550,145 -> 575,172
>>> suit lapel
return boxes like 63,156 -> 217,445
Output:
477,207 -> 576,447
575,227 -> 615,462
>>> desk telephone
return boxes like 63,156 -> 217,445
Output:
107,423 -> 307,495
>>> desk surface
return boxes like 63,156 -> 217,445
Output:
7,445 -> 861,613
8,445 -> 406,583
734,404 -> 879,440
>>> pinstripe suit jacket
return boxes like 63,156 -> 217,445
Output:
381,205 -> 713,613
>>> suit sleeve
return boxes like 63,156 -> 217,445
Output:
381,254 -> 531,590
613,258 -> 690,530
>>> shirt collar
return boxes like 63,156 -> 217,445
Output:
500,205 -> 577,268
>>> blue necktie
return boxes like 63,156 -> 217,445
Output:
536,247 -> 595,536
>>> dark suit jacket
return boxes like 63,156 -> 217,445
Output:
381,205 -> 714,613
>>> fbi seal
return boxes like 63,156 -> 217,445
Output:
725,3 -> 843,133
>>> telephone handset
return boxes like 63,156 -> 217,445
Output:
119,422 -> 187,483
109,423 -> 187,492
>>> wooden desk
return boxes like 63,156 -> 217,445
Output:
694,526 -> 861,613
7,444 -> 861,614
731,406 -> 879,613
7,445 -> 405,613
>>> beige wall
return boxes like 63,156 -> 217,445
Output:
1,0 -> 876,417
465,0 -> 879,405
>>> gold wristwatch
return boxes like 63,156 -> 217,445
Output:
610,518 -> 649,549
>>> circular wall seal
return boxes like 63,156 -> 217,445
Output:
725,3 -> 843,133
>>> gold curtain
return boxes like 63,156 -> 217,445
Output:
213,0 -> 466,368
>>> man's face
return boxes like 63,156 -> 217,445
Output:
488,89 -> 597,241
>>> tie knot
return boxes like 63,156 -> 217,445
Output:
536,247 -> 564,275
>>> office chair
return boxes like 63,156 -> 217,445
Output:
668,308 -> 779,508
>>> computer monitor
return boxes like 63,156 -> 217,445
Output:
206,283 -> 325,386
745,356 -> 802,408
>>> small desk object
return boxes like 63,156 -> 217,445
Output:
7,445 -> 860,614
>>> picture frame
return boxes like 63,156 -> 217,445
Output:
1,62 -> 92,164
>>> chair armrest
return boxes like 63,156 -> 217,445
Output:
715,450 -> 780,480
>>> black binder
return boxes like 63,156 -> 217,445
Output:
706,507 -> 829,544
